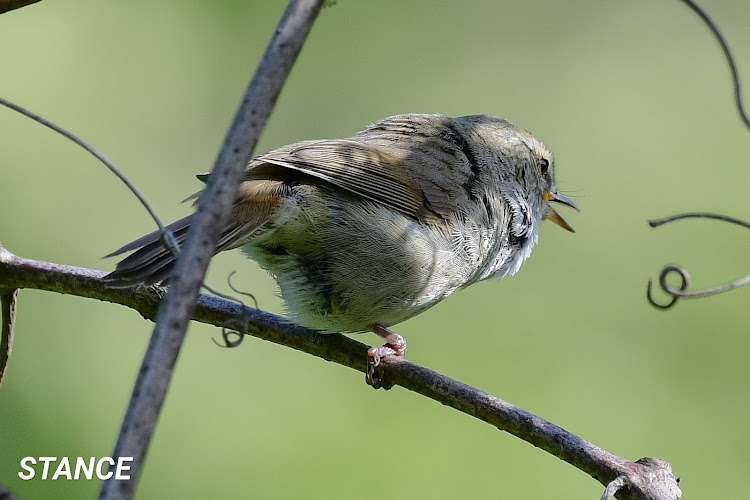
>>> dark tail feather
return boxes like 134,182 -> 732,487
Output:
103,217 -> 262,288
103,215 -> 193,287
104,178 -> 284,288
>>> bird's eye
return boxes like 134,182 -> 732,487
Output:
539,158 -> 550,175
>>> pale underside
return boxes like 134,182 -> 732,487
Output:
239,182 -> 537,332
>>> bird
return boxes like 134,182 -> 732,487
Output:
104,113 -> 577,383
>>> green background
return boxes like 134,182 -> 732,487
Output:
2,0 -> 749,498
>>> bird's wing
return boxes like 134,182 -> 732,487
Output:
250,114 -> 478,222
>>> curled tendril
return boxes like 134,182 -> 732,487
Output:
226,271 -> 258,310
205,285 -> 249,348
647,265 -> 690,310
647,213 -> 750,310
212,317 -> 248,348
208,272 -> 260,348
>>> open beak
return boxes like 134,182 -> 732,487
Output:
543,191 -> 579,233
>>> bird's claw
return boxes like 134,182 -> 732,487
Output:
365,344 -> 402,390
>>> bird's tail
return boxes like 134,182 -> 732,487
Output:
103,177 -> 288,287
102,215 -> 193,287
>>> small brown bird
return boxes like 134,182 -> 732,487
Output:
104,113 -> 577,381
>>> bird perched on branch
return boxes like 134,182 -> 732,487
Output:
104,113 -> 577,385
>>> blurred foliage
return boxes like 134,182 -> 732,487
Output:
1,0 -> 749,498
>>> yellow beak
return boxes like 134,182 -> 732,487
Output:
543,191 -> 579,233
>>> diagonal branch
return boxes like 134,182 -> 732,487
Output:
0,244 -> 682,500
0,0 -> 41,15
99,1 -> 326,498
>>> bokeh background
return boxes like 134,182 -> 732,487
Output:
1,0 -> 749,498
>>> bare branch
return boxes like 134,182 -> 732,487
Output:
98,1 -> 326,497
0,245 -> 682,500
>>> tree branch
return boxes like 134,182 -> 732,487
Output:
0,244 -> 681,500
0,0 -> 41,15
99,1 -> 326,498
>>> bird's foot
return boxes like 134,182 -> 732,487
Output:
137,282 -> 169,300
365,325 -> 407,390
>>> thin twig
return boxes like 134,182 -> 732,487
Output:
0,97 -> 179,256
678,0 -> 750,129
0,245 -> 682,500
649,212 -> 750,230
98,1 -> 326,498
